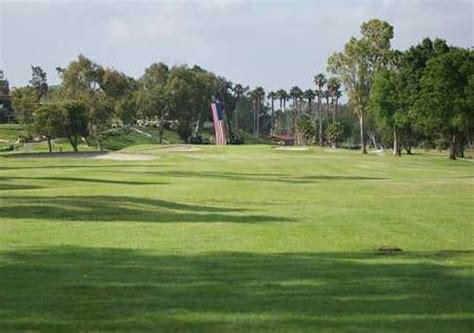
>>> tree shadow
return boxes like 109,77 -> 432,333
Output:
0,164 -> 161,171
115,171 -> 387,184
0,176 -> 167,186
0,183 -> 43,191
0,195 -> 286,224
0,247 -> 472,332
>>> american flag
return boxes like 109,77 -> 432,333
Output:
210,101 -> 226,145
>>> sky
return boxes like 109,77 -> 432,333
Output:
0,0 -> 473,92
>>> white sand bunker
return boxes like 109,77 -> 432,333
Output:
274,147 -> 309,151
155,145 -> 201,152
92,153 -> 156,161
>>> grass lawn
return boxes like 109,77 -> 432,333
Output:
0,145 -> 473,332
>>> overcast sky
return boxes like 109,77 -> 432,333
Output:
1,0 -> 472,91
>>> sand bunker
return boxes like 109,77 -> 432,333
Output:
154,145 -> 201,152
274,147 -> 309,151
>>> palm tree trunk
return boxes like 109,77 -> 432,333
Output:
318,95 -> 323,146
270,98 -> 274,136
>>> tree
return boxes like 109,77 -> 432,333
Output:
303,89 -> 316,116
11,87 -> 38,125
267,91 -> 277,136
296,114 -> 315,145
233,83 -> 245,131
325,122 -> 343,149
327,77 -> 341,120
33,103 -> 64,152
60,100 -> 89,152
414,48 -> 474,160
29,66 -> 48,102
370,69 -> 405,155
289,86 -> 303,140
328,19 -> 394,154
58,55 -> 110,149
165,65 -> 219,141
250,87 -> 265,137
313,73 -> 326,145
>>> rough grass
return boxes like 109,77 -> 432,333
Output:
0,145 -> 473,332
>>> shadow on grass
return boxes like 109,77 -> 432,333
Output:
0,247 -> 472,332
0,176 -> 167,186
114,170 -> 387,184
0,195 -> 284,224
0,183 -> 43,191
0,164 -> 160,171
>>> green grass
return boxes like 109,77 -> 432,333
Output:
0,146 -> 473,332
0,123 -> 25,143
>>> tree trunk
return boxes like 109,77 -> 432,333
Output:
332,99 -> 336,122
256,101 -> 260,138
449,133 -> 457,160
393,129 -> 401,156
455,134 -> 464,158
83,136 -> 92,147
47,137 -> 52,153
318,96 -> 323,146
97,136 -> 103,152
359,112 -> 367,154
69,137 -> 78,152
193,114 -> 201,136
270,99 -> 274,136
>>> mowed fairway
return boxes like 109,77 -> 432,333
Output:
0,145 -> 473,332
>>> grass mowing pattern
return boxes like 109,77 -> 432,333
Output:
0,145 -> 473,332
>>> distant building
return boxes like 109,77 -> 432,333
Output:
270,134 -> 295,146
0,70 -> 15,123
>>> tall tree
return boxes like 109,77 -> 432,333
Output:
289,86 -> 303,137
58,55 -> 111,150
267,91 -> 277,136
33,103 -> 64,152
313,73 -> 326,145
250,87 -> 265,137
327,77 -> 341,121
303,89 -> 316,116
370,69 -> 404,155
233,83 -> 245,131
29,66 -> 48,102
328,19 -> 394,154
414,48 -> 474,160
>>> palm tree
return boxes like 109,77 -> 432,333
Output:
233,83 -> 244,131
289,86 -> 303,142
251,87 -> 265,137
277,89 -> 287,112
313,73 -> 326,146
327,77 -> 341,121
267,91 -> 277,136
303,89 -> 316,116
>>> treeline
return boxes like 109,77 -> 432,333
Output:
328,19 -> 473,159
9,19 -> 473,159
